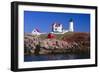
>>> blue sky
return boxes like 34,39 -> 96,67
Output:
24,11 -> 90,33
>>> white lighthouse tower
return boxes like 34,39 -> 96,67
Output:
69,18 -> 74,32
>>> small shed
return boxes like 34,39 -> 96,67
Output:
32,28 -> 40,35
47,33 -> 56,39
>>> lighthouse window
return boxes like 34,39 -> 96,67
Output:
55,28 -> 57,30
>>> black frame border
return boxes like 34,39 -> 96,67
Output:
11,1 -> 98,72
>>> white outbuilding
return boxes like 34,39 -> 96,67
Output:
32,29 -> 41,35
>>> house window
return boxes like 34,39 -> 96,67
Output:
55,28 -> 57,30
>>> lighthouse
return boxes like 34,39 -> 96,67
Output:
69,18 -> 74,32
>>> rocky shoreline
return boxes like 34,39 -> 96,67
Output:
24,32 -> 90,55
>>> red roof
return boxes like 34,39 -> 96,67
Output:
52,22 -> 60,27
35,28 -> 40,32
55,24 -> 60,27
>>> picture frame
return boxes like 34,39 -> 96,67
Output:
11,1 -> 97,72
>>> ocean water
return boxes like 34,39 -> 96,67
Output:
24,53 -> 90,62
